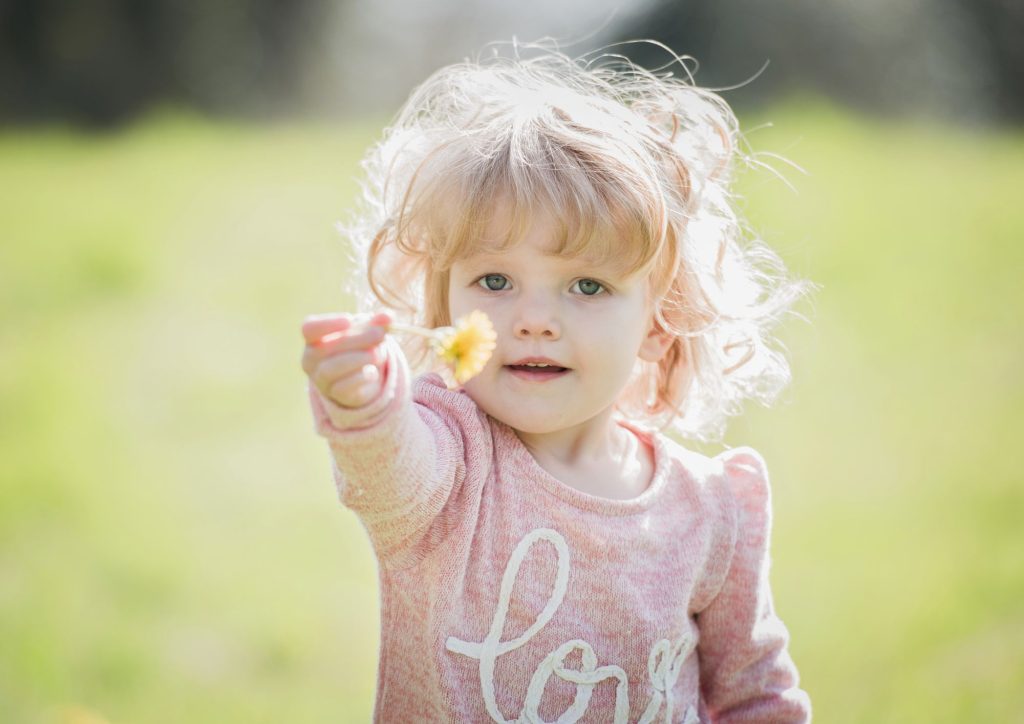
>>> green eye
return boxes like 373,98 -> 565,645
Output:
479,274 -> 509,291
574,279 -> 604,295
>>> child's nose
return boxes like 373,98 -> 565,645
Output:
513,304 -> 560,340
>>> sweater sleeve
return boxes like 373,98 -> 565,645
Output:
306,336 -> 473,569
696,447 -> 812,723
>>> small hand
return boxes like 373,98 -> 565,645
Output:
300,311 -> 392,408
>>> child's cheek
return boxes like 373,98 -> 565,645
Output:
458,376 -> 487,412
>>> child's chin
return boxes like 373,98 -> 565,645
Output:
463,386 -> 594,434
491,408 -> 580,436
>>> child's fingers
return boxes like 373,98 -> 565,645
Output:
300,313 -> 390,381
304,325 -> 386,365
302,311 -> 392,344
302,335 -> 380,382
301,313 -> 352,345
325,364 -> 382,408
318,312 -> 393,346
311,349 -> 379,389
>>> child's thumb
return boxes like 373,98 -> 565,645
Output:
301,313 -> 351,344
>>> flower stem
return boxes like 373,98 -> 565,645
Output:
386,322 -> 447,340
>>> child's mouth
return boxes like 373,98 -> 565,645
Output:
505,364 -> 570,381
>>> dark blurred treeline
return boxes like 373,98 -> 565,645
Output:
0,0 -> 334,126
618,0 -> 1024,123
1,0 -> 1021,127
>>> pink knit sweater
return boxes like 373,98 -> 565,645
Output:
307,338 -> 811,722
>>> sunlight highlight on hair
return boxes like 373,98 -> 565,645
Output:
340,42 -> 813,441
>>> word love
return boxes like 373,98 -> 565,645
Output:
445,528 -> 699,724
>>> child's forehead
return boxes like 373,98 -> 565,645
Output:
478,203 -> 630,260
429,187 -> 655,279
460,236 -> 632,275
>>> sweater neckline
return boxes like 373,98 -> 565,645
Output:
493,416 -> 670,516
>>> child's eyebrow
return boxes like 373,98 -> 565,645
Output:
461,251 -> 508,263
461,250 -> 599,266
459,253 -> 633,282
466,247 -> 622,268
456,254 -> 510,271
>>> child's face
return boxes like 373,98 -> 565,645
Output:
447,210 -> 670,436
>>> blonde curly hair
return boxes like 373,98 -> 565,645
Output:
340,42 -> 812,442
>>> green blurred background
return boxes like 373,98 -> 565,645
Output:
1,1 -> 1022,722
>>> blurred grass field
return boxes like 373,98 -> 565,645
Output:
1,100 -> 1022,722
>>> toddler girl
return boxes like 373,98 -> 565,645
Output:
301,44 -> 812,722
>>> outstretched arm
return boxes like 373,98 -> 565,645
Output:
301,312 -> 467,568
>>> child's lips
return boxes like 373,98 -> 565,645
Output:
504,364 -> 571,382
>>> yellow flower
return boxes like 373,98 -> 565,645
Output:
387,310 -> 497,384
432,310 -> 498,384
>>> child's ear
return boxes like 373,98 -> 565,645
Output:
638,321 -> 673,363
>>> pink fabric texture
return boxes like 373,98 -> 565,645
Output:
307,338 -> 811,722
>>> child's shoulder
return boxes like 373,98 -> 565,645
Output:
655,433 -> 772,511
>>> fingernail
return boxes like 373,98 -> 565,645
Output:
317,331 -> 343,346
